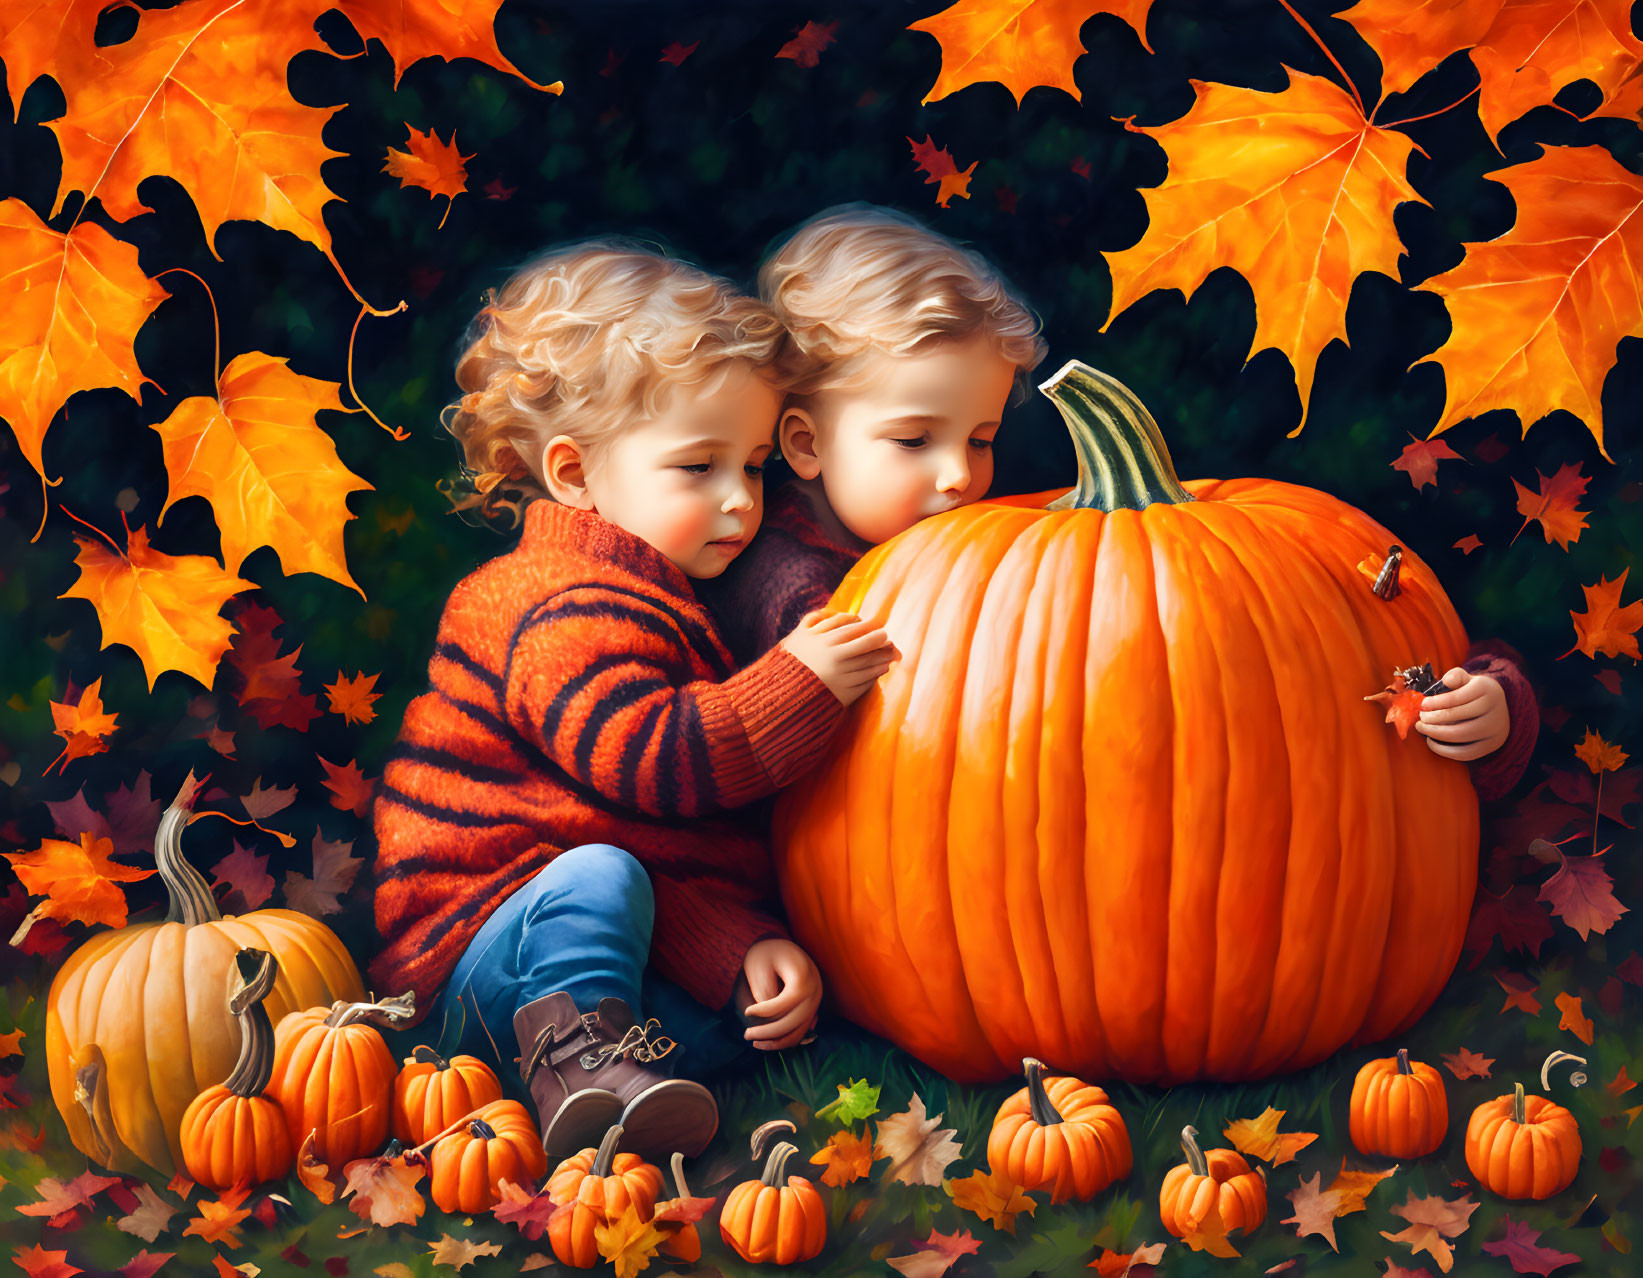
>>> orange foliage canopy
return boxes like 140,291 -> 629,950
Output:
1103,69 -> 1424,428
909,0 -> 1155,104
1417,145 -> 1642,461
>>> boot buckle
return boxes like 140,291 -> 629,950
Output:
581,1018 -> 677,1070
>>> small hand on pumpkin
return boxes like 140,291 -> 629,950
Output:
737,938 -> 823,1052
780,610 -> 898,707
1414,668 -> 1508,762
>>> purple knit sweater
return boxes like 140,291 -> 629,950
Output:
704,483 -> 1541,803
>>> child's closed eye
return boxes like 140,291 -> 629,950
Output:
678,463 -> 712,474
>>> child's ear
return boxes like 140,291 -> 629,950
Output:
542,434 -> 595,509
779,407 -> 822,481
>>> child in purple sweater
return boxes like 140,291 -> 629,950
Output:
705,204 -> 1539,800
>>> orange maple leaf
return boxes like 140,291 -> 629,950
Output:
1392,435 -> 1464,490
907,135 -> 979,208
1102,69 -> 1425,429
47,677 -> 120,773
1337,0 -> 1494,100
182,1185 -> 253,1248
384,125 -> 474,229
58,523 -> 256,691
46,0 -> 348,258
325,671 -> 382,725
1564,568 -> 1643,661
1554,991 -> 1593,1044
333,0 -> 562,91
809,1129 -> 878,1187
1510,462 -> 1590,550
319,756 -> 375,817
150,350 -> 371,593
909,0 -> 1155,104
1365,672 -> 1426,740
4,831 -> 155,943
1223,1106 -> 1317,1166
0,1028 -> 23,1059
341,1152 -> 426,1227
0,0 -> 108,116
1495,970 -> 1541,1015
0,198 -> 169,491
9,1246 -> 80,1278
1454,534 -> 1483,554
1573,726 -> 1628,774
1417,146 -> 1641,461
944,1168 -> 1037,1233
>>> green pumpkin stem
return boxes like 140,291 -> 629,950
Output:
592,1124 -> 624,1177
323,991 -> 417,1029
671,1151 -> 691,1198
224,948 -> 279,1099
412,1044 -> 450,1070
1396,1048 -> 1412,1075
468,1118 -> 497,1140
1039,361 -> 1195,513
760,1141 -> 799,1188
1180,1125 -> 1208,1178
1512,1082 -> 1526,1126
1022,1058 -> 1065,1126
157,774 -> 223,927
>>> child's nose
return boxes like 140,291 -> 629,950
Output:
722,482 -> 756,512
935,451 -> 970,494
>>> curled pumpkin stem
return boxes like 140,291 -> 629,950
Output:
1180,1125 -> 1208,1178
1540,1050 -> 1589,1090
591,1123 -> 625,1177
1022,1057 -> 1066,1125
411,1044 -> 450,1070
323,991 -> 417,1028
671,1151 -> 691,1198
760,1141 -> 800,1187
750,1118 -> 797,1163
224,949 -> 279,1098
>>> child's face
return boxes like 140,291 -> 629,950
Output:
786,333 -> 1018,545
580,362 -> 781,578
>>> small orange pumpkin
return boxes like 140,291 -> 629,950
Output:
720,1139 -> 826,1264
428,1098 -> 547,1213
548,1123 -> 665,1268
269,991 -> 414,1163
1159,1125 -> 1266,1241
987,1056 -> 1132,1202
179,948 -> 293,1188
392,1045 -> 503,1145
655,1151 -> 714,1263
1465,1070 -> 1582,1200
1350,1047 -> 1448,1158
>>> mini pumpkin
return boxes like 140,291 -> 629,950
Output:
428,1098 -> 547,1213
1465,1074 -> 1582,1200
179,948 -> 293,1188
1159,1125 -> 1266,1241
269,991 -> 414,1163
721,1140 -> 826,1265
392,1045 -> 503,1145
548,1123 -> 665,1269
988,1056 -> 1132,1202
1350,1047 -> 1448,1158
656,1151 -> 715,1263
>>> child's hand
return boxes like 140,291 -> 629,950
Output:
737,938 -> 823,1052
1416,667 -> 1509,761
780,610 -> 898,707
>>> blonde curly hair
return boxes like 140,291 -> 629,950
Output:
757,203 -> 1048,398
442,240 -> 799,517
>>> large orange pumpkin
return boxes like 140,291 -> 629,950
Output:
45,775 -> 365,1175
773,362 -> 1478,1084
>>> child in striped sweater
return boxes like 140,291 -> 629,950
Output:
370,242 -> 895,1163
704,204 -> 1539,800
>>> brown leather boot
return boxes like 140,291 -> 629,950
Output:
514,992 -> 717,1162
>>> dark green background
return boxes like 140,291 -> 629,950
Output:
2,2 -> 1641,1275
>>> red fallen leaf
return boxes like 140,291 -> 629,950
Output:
659,40 -> 698,65
240,777 -> 296,820
210,841 -> 274,912
1365,672 -> 1425,739
1495,970 -> 1541,1015
1464,884 -> 1554,967
0,885 -> 73,957
492,1179 -> 555,1239
1480,1214 -> 1580,1275
1510,463 -> 1590,550
283,834 -> 362,918
1619,951 -> 1643,986
1537,843 -> 1628,940
166,1173 -> 196,1200
482,177 -> 516,200
1543,763 -> 1639,827
1392,435 -> 1464,490
119,1250 -> 175,1278
1442,1047 -> 1494,1080
776,20 -> 837,67
17,1171 -> 123,1219
1,1120 -> 48,1152
45,770 -> 159,857
1597,669 -> 1624,695
11,1246 -> 81,1278
317,756 -> 374,817
1454,534 -> 1483,554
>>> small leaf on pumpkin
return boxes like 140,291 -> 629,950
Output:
296,1131 -> 335,1205
1365,673 -> 1425,740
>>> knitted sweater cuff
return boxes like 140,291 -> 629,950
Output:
1462,639 -> 1540,803
720,645 -> 847,790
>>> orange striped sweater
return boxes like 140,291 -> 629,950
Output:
370,499 -> 846,1019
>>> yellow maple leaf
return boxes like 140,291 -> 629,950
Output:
0,198 -> 169,491
944,1168 -> 1037,1233
1222,1106 -> 1317,1166
1574,727 -> 1628,775
384,125 -> 474,229
909,0 -> 1155,104
333,0 -> 561,92
1417,146 -> 1642,461
810,1129 -> 878,1187
1179,1192 -> 1240,1257
150,350 -> 371,593
1327,1159 -> 1398,1214
593,1201 -> 671,1278
46,0 -> 346,257
58,524 -> 256,691
426,1234 -> 502,1271
325,671 -> 383,725
1102,69 -> 1424,430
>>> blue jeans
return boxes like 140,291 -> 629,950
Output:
435,844 -> 758,1083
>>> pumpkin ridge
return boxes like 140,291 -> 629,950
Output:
103,928 -> 168,1172
145,921 -> 193,1171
